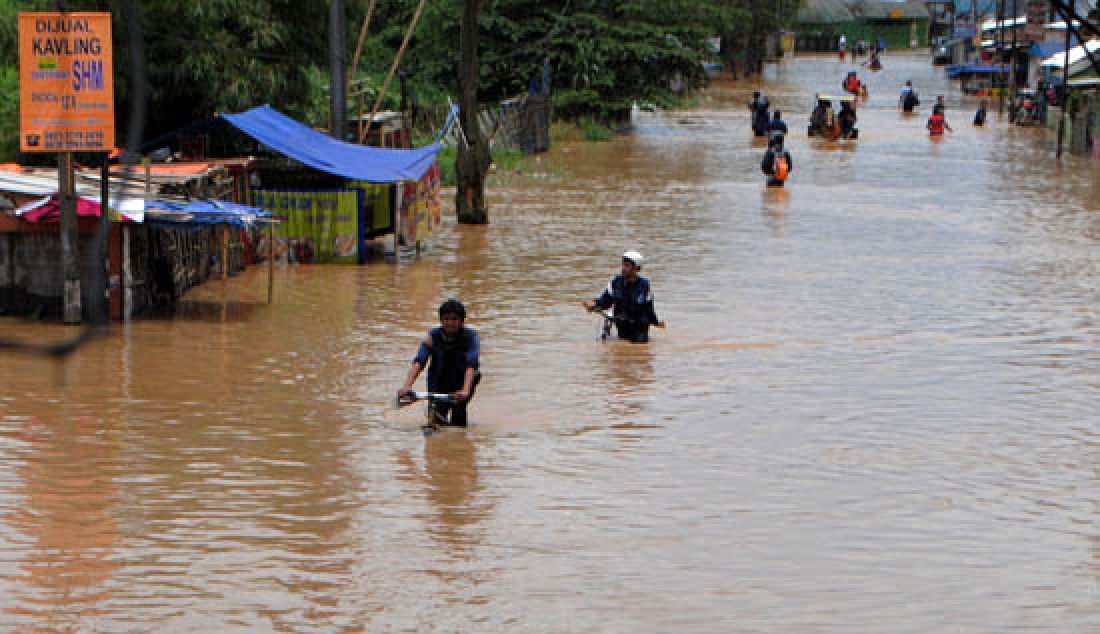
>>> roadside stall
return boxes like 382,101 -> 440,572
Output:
221,106 -> 442,263
0,166 -> 274,320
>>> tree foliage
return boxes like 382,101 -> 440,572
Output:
0,0 -> 800,162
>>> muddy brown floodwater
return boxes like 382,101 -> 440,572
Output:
1,52 -> 1099,632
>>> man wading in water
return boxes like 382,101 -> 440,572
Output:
583,251 -> 665,343
398,299 -> 481,426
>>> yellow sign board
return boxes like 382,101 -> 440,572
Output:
889,9 -> 905,18
18,12 -> 115,152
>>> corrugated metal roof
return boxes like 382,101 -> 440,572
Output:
799,0 -> 856,23
850,0 -> 931,19
799,0 -> 929,22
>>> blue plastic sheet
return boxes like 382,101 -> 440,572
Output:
146,200 -> 274,228
946,64 -> 1009,79
222,105 -> 440,183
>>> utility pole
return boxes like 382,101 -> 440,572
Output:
1057,15 -> 1071,157
997,0 -> 1005,114
455,0 -> 489,224
329,0 -> 347,141
1009,0 -> 1018,97
53,0 -> 79,323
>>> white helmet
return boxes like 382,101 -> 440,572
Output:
622,250 -> 644,267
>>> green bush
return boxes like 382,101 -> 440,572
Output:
435,144 -> 457,187
581,119 -> 613,141
491,146 -> 525,172
429,143 -> 535,187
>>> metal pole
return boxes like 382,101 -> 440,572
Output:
1057,17 -> 1071,158
1009,0 -> 1018,96
94,153 -> 110,325
997,0 -> 1005,114
330,0 -> 347,141
59,152 -> 81,324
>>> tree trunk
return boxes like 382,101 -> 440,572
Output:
456,0 -> 489,224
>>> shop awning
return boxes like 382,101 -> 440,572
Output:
14,194 -> 272,227
221,105 -> 440,183
946,64 -> 1009,78
1041,40 -> 1100,69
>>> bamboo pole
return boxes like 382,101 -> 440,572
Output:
360,0 -> 428,144
349,0 -> 377,94
351,0 -> 377,143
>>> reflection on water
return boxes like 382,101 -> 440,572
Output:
396,431 -> 485,551
1,52 -> 1099,631
4,416 -> 119,631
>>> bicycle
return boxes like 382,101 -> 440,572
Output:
396,391 -> 456,435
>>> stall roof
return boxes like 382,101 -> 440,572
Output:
980,38 -> 1032,49
848,0 -> 929,19
798,0 -> 928,22
980,16 -> 1026,32
1041,40 -> 1100,68
13,194 -> 272,227
221,105 -> 439,183
2,169 -> 271,227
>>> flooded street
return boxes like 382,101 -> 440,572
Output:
2,52 -> 1099,631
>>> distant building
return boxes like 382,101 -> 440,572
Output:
796,0 -> 931,52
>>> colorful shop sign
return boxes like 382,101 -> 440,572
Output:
19,12 -> 114,152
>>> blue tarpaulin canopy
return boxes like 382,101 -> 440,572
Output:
221,105 -> 440,183
946,63 -> 1009,78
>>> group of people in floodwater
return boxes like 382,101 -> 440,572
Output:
398,250 -> 667,428
899,81 -> 989,134
809,97 -> 859,141
837,33 -> 885,70
749,68 -> 993,188
749,91 -> 794,187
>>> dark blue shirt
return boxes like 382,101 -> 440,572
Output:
593,275 -> 660,326
414,326 -> 480,391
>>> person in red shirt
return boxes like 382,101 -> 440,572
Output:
927,110 -> 952,136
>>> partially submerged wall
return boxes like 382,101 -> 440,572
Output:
0,224 -> 244,320
0,232 -> 102,319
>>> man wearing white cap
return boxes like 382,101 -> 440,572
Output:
583,250 -> 665,343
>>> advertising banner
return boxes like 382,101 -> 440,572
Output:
252,189 -> 361,264
347,181 -> 394,237
18,12 -> 114,152
397,161 -> 443,247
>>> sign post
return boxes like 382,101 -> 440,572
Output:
19,11 -> 114,323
